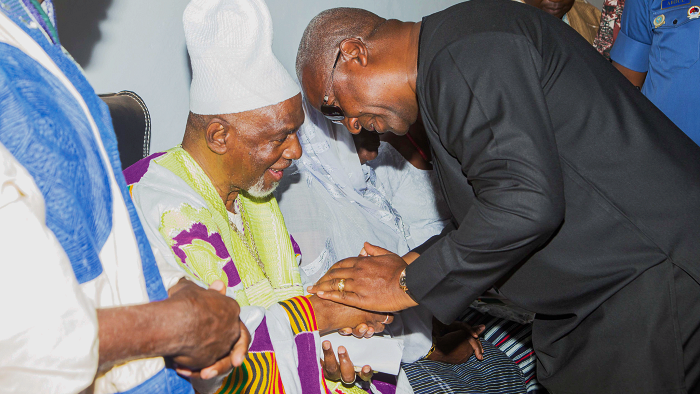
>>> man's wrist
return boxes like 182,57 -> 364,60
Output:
402,251 -> 420,265
96,299 -> 189,372
307,295 -> 331,334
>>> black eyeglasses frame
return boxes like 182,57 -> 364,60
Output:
320,50 -> 345,124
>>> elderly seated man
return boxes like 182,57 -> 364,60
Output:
126,1 -> 390,393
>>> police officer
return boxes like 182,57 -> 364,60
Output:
611,0 -> 700,145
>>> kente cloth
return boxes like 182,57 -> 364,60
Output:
126,147 -> 365,394
0,1 -> 191,393
402,341 -> 527,394
460,310 -> 548,394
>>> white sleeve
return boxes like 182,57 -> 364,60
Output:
0,145 -> 98,393
128,169 -> 191,292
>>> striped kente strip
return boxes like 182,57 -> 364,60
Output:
461,309 -> 547,394
279,296 -> 318,335
213,351 -> 284,394
402,340 -> 527,394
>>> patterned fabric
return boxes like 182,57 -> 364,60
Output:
461,310 -> 548,394
280,296 -> 319,334
401,340 -> 526,394
280,296 -> 328,394
127,152 -> 366,394
120,368 -> 193,394
133,147 -> 304,308
214,317 -> 285,394
593,0 -> 625,59
210,297 -> 333,394
0,42 -> 111,284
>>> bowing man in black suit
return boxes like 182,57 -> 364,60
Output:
297,1 -> 700,393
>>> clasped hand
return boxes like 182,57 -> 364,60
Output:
169,279 -> 250,380
310,288 -> 394,385
307,242 -> 418,313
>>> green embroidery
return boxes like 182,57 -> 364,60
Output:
160,204 -> 229,286
156,147 -> 302,308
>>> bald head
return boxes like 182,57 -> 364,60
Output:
296,8 -> 421,135
296,8 -> 386,91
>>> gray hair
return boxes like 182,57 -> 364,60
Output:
296,8 -> 386,87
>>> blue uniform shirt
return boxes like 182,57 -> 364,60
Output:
610,0 -> 700,144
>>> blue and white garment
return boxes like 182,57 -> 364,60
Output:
0,1 -> 191,393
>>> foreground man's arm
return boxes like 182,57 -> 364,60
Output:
0,149 -> 248,392
311,35 -> 566,323
97,278 -> 249,375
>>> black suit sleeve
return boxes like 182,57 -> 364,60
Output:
407,33 -> 566,323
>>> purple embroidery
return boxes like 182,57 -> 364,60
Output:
295,332 -> 323,394
123,152 -> 165,185
171,222 -> 241,287
372,373 -> 397,394
249,317 -> 274,353
222,260 -> 242,287
290,234 -> 302,256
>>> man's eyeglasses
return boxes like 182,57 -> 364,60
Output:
321,50 -> 345,124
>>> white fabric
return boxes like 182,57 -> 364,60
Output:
276,99 -> 451,368
368,142 -> 451,246
0,144 -> 98,393
0,12 -> 180,393
322,332 -> 404,375
184,0 -> 299,115
276,100 -> 414,285
131,159 -> 231,296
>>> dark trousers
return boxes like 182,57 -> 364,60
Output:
542,261 -> 700,394
675,265 -> 700,393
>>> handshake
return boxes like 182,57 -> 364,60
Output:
161,276 -> 393,383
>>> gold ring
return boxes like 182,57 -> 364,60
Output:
383,314 -> 391,324
340,374 -> 355,385
337,278 -> 345,292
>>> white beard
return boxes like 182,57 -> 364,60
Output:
246,175 -> 279,198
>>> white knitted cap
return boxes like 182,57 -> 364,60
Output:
184,0 -> 300,115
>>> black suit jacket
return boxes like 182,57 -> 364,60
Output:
406,0 -> 700,391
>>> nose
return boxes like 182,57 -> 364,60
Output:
342,117 -> 362,135
283,132 -> 302,160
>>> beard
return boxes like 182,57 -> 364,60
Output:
246,175 -> 279,198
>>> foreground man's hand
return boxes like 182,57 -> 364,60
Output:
174,280 -> 251,379
308,242 -> 418,312
168,279 -> 248,370
321,341 -> 373,385
97,279 -> 248,377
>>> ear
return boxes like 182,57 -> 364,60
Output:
205,118 -> 230,155
339,38 -> 368,67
